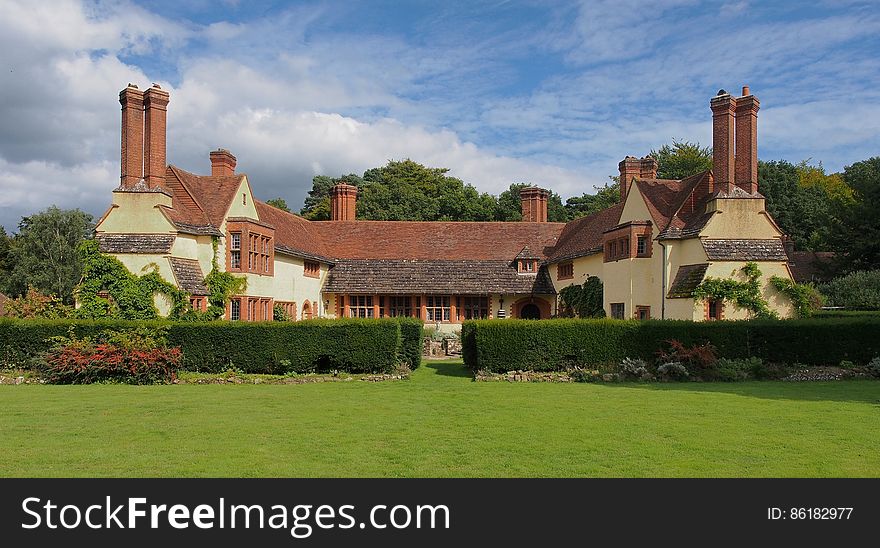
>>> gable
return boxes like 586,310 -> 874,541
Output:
619,184 -> 654,225
223,175 -> 259,221
700,197 -> 782,239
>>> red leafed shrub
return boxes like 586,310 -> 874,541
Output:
40,327 -> 180,384
656,339 -> 718,379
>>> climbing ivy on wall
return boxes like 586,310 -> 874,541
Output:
75,240 -> 189,320
692,262 -> 778,319
202,237 -> 247,319
769,276 -> 823,318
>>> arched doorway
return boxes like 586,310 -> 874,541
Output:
520,303 -> 541,319
302,300 -> 313,320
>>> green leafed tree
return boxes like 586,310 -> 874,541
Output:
301,174 -> 364,220
4,207 -> 94,304
758,160 -> 839,251
649,139 -> 713,180
496,183 -> 568,222
828,157 -> 880,271
265,197 -> 291,212
564,182 -> 620,220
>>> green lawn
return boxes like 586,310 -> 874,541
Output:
2,360 -> 878,477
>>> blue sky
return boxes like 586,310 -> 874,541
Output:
1,0 -> 878,231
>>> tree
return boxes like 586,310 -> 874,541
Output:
300,174 -> 364,220
649,139 -> 713,180
828,157 -> 880,271
265,197 -> 291,212
4,207 -> 94,304
0,226 -> 11,289
496,183 -> 568,222
564,182 -> 620,220
758,160 -> 838,251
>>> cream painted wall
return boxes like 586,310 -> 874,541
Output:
701,198 -> 781,239
96,191 -> 175,234
619,186 -> 653,225
245,253 -> 328,316
170,234 -> 216,277
701,261 -> 795,319
113,254 -> 177,316
224,176 -> 260,220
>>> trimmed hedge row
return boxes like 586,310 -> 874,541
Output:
396,317 -> 423,369
461,318 -> 880,372
0,318 -> 423,374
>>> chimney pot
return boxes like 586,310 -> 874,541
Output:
742,85 -> 750,96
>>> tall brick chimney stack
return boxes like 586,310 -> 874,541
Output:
143,84 -> 170,189
330,183 -> 357,221
210,149 -> 237,176
119,84 -> 144,188
734,85 -> 760,194
639,156 -> 658,179
520,187 -> 549,222
710,90 -> 737,194
618,156 -> 641,202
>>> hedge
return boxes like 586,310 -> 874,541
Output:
396,317 -> 424,369
0,317 -> 422,374
461,318 -> 880,372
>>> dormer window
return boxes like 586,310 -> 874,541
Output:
518,259 -> 537,273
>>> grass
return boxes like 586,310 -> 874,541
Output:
1,360 -> 878,477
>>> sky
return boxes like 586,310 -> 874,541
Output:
1,0 -> 878,231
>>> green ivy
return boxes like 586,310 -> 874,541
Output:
770,276 -> 823,318
558,276 -> 605,318
692,262 -> 778,319
202,236 -> 247,319
75,240 -> 189,320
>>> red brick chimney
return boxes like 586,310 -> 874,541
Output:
734,85 -> 760,194
143,84 -> 170,189
330,183 -> 357,221
520,187 -> 549,222
710,90 -> 736,194
210,149 -> 237,176
639,156 -> 658,179
618,156 -> 641,202
119,84 -> 144,188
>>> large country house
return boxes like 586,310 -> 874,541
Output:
94,83 -> 796,326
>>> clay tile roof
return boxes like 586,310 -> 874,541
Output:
323,259 -> 557,295
667,263 -> 709,298
254,201 -> 333,263
168,257 -> 210,296
313,221 -> 565,261
514,246 -> 542,261
154,165 -> 242,235
96,233 -> 175,254
788,251 -> 836,283
547,203 -> 624,263
702,239 -> 788,261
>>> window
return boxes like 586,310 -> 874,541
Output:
461,296 -> 488,320
302,300 -> 313,320
348,295 -> 374,318
636,305 -> 650,320
557,262 -> 574,280
262,300 -> 269,321
518,260 -> 537,273
426,295 -> 450,322
610,303 -> 625,319
621,238 -> 629,256
388,296 -> 412,317
304,260 -> 320,278
637,236 -> 647,256
609,241 -> 617,259
242,193 -> 247,205
276,301 -> 297,321
230,299 -> 241,321
230,233 -> 241,269
707,299 -> 723,321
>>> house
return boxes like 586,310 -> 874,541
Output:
93,83 -> 797,326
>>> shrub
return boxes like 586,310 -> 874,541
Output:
570,369 -> 601,383
819,270 -> 880,310
618,357 -> 650,380
867,357 -> 880,378
0,318 -> 406,374
657,361 -> 689,381
397,317 -> 423,369
460,317 -> 880,372
39,327 -> 179,384
711,357 -> 761,382
656,340 -> 718,379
